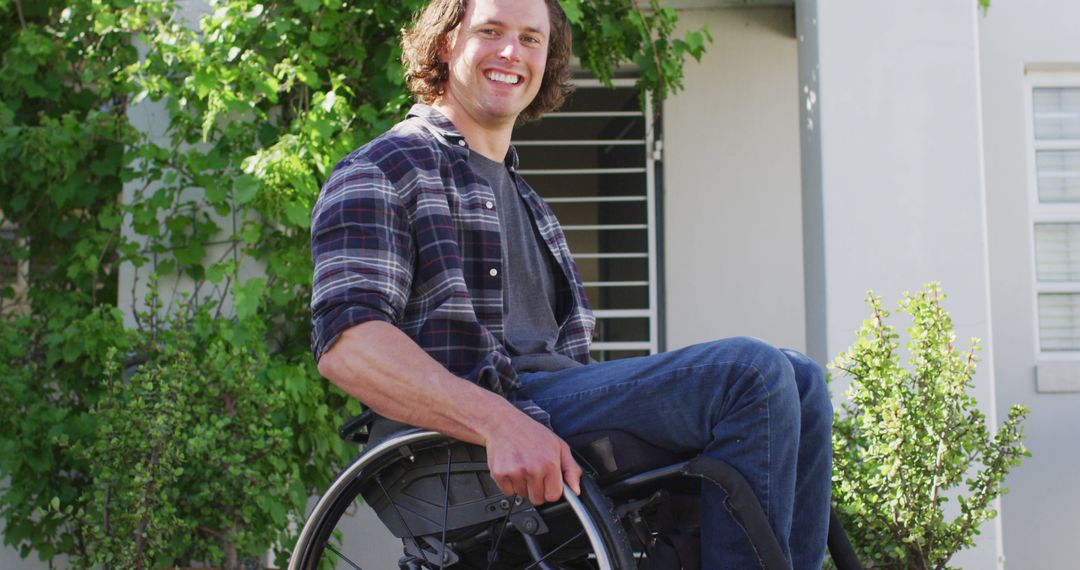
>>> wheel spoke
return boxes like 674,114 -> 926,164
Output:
520,530 -> 585,570
485,495 -> 519,570
377,473 -> 417,539
440,447 -> 452,570
325,543 -> 365,570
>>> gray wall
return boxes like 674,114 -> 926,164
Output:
663,7 -> 807,353
796,0 -> 1001,567
117,0 -> 264,328
979,0 -> 1080,567
0,515 -> 58,569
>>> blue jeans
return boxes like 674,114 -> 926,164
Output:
516,337 -> 832,570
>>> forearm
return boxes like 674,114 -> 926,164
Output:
316,320 -> 522,447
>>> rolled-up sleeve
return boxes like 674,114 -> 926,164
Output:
310,158 -> 415,362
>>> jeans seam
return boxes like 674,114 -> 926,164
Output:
527,360 -> 763,405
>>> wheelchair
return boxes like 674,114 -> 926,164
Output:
289,410 -> 863,570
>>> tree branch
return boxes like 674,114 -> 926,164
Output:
13,0 -> 26,29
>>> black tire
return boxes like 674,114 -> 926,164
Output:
289,429 -> 637,570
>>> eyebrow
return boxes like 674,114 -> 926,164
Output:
472,19 -> 547,37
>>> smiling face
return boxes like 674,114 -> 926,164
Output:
435,0 -> 551,133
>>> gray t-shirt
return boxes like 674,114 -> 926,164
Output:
468,151 -> 580,373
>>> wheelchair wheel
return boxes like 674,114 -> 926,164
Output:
289,429 -> 636,570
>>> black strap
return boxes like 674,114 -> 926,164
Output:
827,506 -> 864,570
682,456 -> 790,570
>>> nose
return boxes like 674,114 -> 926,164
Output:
497,39 -> 520,62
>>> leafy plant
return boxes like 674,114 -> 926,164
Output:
0,305 -> 132,562
830,283 -> 1029,569
74,304 -> 305,569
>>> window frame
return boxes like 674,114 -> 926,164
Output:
1025,71 -> 1080,359
515,77 -> 663,359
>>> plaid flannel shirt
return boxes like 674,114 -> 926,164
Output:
310,105 -> 595,400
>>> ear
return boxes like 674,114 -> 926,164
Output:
438,29 -> 457,63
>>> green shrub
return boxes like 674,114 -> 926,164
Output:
0,306 -> 132,562
75,308 -> 302,568
17,296 -> 358,569
830,283 -> 1029,569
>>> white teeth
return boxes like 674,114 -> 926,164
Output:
486,71 -> 520,85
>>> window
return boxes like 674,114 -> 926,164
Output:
1028,76 -> 1080,354
513,78 -> 661,361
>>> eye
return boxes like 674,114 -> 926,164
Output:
521,34 -> 542,45
478,27 -> 498,36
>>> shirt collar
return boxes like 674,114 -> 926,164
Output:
406,104 -> 521,172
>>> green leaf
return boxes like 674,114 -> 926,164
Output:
62,337 -> 84,363
256,75 -> 280,102
49,177 -> 80,208
99,210 -> 122,230
192,70 -> 217,99
234,173 -> 260,204
206,263 -> 227,284
205,180 -> 228,202
296,0 -> 320,13
296,65 -> 321,88
283,200 -> 312,228
560,0 -> 584,24
10,192 -> 28,213
156,258 -> 177,276
233,277 -> 266,320
241,223 -> 262,244
307,118 -> 336,141
311,31 -> 332,48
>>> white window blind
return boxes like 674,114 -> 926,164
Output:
1033,87 -> 1080,140
1036,150 -> 1080,202
1030,82 -> 1080,352
1034,223 -> 1080,281
1038,293 -> 1080,351
513,78 -> 660,361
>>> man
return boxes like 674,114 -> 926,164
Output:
310,0 -> 832,567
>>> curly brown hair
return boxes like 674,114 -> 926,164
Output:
401,0 -> 574,124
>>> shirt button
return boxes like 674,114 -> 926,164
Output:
485,201 -> 494,209
457,140 -> 467,147
489,268 -> 498,277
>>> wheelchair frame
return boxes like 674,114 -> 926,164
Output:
288,412 -> 863,570
290,428 -> 635,569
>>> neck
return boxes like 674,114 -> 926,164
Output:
432,100 -> 515,163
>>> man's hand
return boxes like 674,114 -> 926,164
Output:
318,323 -> 582,505
484,412 -> 582,506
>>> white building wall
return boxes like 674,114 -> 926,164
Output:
0,506 -> 69,568
796,0 -> 1001,568
979,1 -> 1080,568
117,0 -> 266,328
663,7 -> 807,353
